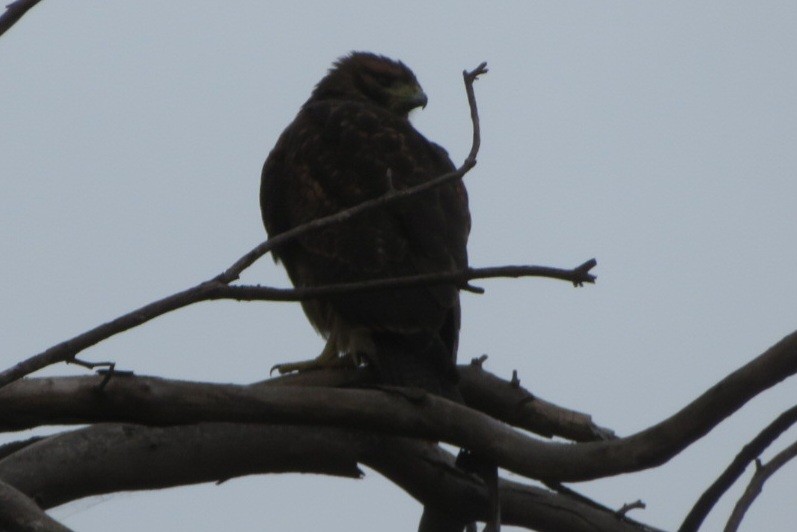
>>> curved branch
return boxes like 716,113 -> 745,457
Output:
679,404 -> 797,531
724,438 -> 797,532
267,359 -> 611,443
0,479 -> 72,532
0,0 -> 42,38
2,330 -> 795,483
0,62 -> 489,390
0,361 -> 613,443
0,423 -> 660,532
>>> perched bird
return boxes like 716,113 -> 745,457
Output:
260,52 -> 470,401
261,53 -> 487,530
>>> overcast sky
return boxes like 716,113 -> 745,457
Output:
2,1 -> 796,530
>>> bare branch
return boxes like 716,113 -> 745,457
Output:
0,259 -> 593,390
0,479 -> 72,532
214,261 -> 597,302
258,363 -> 613,442
0,423 -> 661,531
0,0 -> 41,38
0,62 -> 488,389
462,62 -> 488,163
1,330 -> 795,483
0,364 -> 611,443
679,404 -> 797,531
723,438 -> 797,532
617,500 -> 646,517
0,436 -> 45,461
456,360 -> 614,442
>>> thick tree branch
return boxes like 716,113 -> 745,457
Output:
0,479 -> 72,532
0,0 -> 41,38
724,438 -> 797,532
2,330 -> 795,483
456,360 -> 613,442
0,362 -> 613,443
0,423 -> 661,532
262,361 -> 613,442
0,436 -> 44,461
679,404 -> 797,531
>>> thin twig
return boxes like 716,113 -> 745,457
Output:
679,404 -> 797,531
216,262 -> 597,302
617,500 -> 646,517
463,62 -> 488,164
724,438 -> 797,531
0,62 -> 490,389
0,0 -> 41,38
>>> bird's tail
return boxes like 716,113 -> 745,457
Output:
368,331 -> 461,402
367,332 -> 499,532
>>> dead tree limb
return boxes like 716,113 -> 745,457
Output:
724,438 -> 797,532
0,423 -> 662,532
0,363 -> 613,443
0,0 -> 41,38
679,404 -> 797,531
214,261 -> 596,303
0,478 -> 72,532
456,360 -> 613,442
261,362 -> 613,442
1,329 -> 795,483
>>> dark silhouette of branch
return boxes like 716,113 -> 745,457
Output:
456,358 -> 613,442
0,479 -> 72,532
257,362 -> 613,441
0,362 -> 613,443
0,64 -> 584,394
0,258 -> 593,391
216,261 -> 597,303
0,436 -> 44,461
0,0 -> 41,38
2,329 -> 795,483
617,500 -> 646,517
0,423 -> 662,531
679,404 -> 797,531
0,62 -> 592,392
724,438 -> 797,531
462,63 -> 487,163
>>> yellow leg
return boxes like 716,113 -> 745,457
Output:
270,336 -> 354,375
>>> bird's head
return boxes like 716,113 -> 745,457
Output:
310,52 -> 428,116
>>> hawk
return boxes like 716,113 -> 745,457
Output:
260,52 -> 470,399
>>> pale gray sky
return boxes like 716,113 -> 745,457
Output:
2,1 -> 796,530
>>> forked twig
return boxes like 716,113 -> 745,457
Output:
725,439 -> 797,531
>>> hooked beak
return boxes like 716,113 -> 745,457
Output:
408,89 -> 428,110
391,84 -> 428,114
